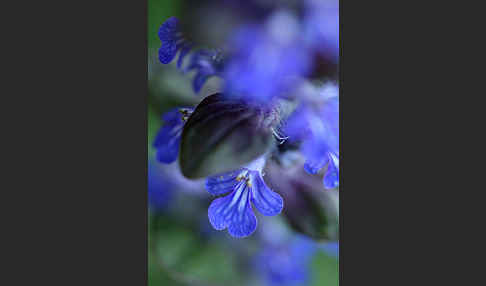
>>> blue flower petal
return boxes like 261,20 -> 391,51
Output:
158,17 -> 181,64
193,71 -> 210,93
250,172 -> 283,216
323,153 -> 339,189
227,204 -> 257,238
208,182 -> 257,238
155,135 -> 181,163
185,49 -> 221,93
158,17 -> 179,43
304,155 -> 330,174
177,43 -> 193,68
158,41 -> 178,64
161,107 -> 182,123
153,109 -> 185,163
205,170 -> 241,196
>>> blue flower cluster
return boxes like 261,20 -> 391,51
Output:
284,83 -> 339,189
158,17 -> 224,93
154,1 -> 339,238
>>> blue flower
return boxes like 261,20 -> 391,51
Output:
158,17 -> 223,94
284,83 -> 339,189
158,17 -> 192,66
153,107 -> 193,164
185,49 -> 224,93
205,157 -> 283,238
303,0 -> 339,63
303,143 -> 339,189
257,236 -> 316,286
223,11 -> 312,103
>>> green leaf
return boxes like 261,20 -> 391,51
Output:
179,93 -> 275,179
311,251 -> 339,286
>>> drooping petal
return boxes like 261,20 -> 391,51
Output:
185,49 -> 221,93
205,170 -> 241,196
158,17 -> 179,43
304,155 -> 329,174
158,17 -> 181,64
153,109 -> 185,163
323,153 -> 339,189
302,133 -> 331,174
250,171 -> 283,216
158,40 -> 178,64
227,202 -> 257,238
154,127 -> 182,163
177,42 -> 193,68
299,87 -> 339,175
161,107 -> 183,123
193,71 -> 211,93
208,181 -> 257,237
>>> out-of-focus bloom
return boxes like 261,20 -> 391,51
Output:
257,235 -> 317,286
223,11 -> 312,104
148,162 -> 173,212
158,17 -> 192,65
303,0 -> 339,63
205,157 -> 283,238
158,17 -> 223,94
284,82 -> 339,189
185,49 -> 224,93
153,107 -> 193,163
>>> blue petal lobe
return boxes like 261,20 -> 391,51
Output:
159,43 -> 178,64
227,204 -> 257,238
155,135 -> 180,163
323,154 -> 339,189
153,109 -> 184,163
304,155 -> 329,174
250,172 -> 283,216
158,17 -> 181,64
193,71 -> 210,93
205,170 -> 241,196
177,43 -> 192,68
158,17 -> 179,43
208,182 -> 257,237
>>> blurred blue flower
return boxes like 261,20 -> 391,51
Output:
205,157 -> 283,238
303,0 -> 339,63
284,83 -> 339,189
158,17 -> 192,65
224,11 -> 312,103
148,162 -> 173,212
185,49 -> 224,93
257,235 -> 317,286
158,17 -> 223,94
153,107 -> 193,164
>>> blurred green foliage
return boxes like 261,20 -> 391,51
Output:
312,252 -> 339,286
